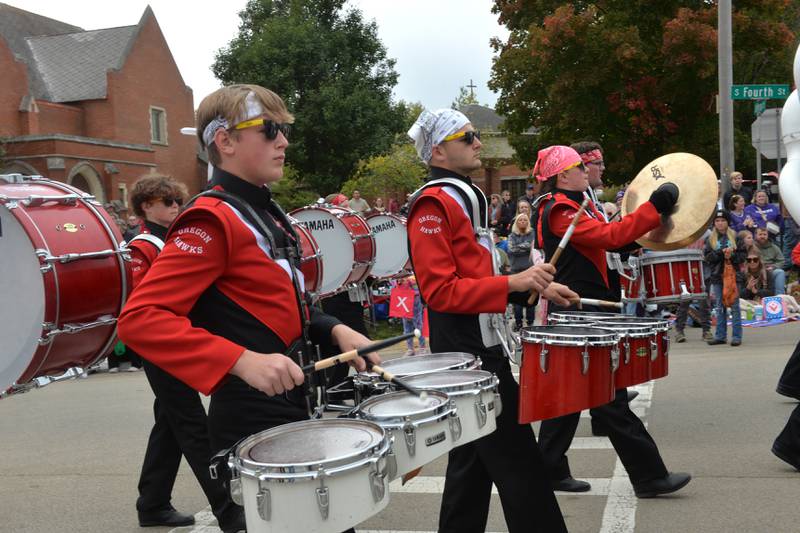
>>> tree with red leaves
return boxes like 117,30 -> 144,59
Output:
489,1 -> 799,183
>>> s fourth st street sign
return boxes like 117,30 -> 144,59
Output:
731,84 -> 790,100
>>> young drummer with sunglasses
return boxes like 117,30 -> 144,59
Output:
118,85 -> 377,533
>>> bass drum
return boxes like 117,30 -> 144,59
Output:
0,176 -> 130,395
366,213 -> 411,279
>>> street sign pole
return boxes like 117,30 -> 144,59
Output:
718,0 -> 735,193
776,107 -> 783,172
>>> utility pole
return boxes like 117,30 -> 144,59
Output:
718,0 -> 735,194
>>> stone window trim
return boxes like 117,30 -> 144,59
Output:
149,106 -> 168,146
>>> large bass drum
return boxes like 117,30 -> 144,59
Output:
0,176 -> 130,395
366,213 -> 411,279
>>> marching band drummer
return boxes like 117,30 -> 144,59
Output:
125,175 -> 241,530
407,108 -> 577,533
118,84 -> 377,533
531,145 -> 692,498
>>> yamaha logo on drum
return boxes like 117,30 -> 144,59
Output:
636,347 -> 648,358
302,218 -> 335,232
425,431 -> 446,447
371,219 -> 396,234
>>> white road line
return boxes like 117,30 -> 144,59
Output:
391,475 -> 612,497
598,380 -> 655,533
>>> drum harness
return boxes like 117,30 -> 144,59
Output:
408,178 -> 521,362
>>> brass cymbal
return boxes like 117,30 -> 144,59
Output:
621,153 -> 718,250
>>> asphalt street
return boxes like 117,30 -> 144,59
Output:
1,322 -> 799,532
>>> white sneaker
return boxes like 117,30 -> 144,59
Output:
127,366 -> 140,372
404,349 -> 415,356
108,368 -> 119,373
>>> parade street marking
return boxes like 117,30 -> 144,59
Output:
598,380 -> 654,533
390,475 -> 612,497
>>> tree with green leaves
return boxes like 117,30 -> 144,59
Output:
269,165 -> 319,211
340,143 -> 426,204
213,0 -> 408,194
489,1 -> 799,182
451,86 -> 481,109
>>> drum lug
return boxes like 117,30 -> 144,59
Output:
36,249 -> 129,264
256,482 -> 271,521
403,419 -> 417,457
448,405 -> 463,442
0,197 -> 20,209
582,343 -> 590,375
611,343 -> 620,372
39,316 -> 117,344
474,394 -> 488,429
18,194 -> 81,207
229,477 -> 243,506
539,341 -> 549,374
315,471 -> 330,520
624,338 -> 631,364
679,281 -> 691,301
369,459 -> 388,503
650,339 -> 659,361
663,333 -> 670,357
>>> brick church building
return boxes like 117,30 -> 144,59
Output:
0,4 -> 203,208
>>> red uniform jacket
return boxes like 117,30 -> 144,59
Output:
118,173 -> 335,395
128,222 -> 167,288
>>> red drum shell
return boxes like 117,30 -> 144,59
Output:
290,221 -> 322,294
594,318 -> 669,382
0,178 -> 130,392
519,326 -> 617,423
589,322 -> 655,389
639,250 -> 706,304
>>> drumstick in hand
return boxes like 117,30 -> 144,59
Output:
366,360 -> 429,401
578,298 -> 623,310
527,198 -> 590,305
302,329 -> 420,373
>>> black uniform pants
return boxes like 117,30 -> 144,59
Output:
777,339 -> 800,400
538,388 -> 668,485
774,403 -> 800,461
136,360 -> 236,524
438,355 -> 566,533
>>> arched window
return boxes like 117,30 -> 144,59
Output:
67,162 -> 105,202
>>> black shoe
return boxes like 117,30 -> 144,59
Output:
772,442 -> 800,471
138,506 -> 195,527
707,339 -> 726,345
627,390 -> 640,402
731,339 -> 741,346
633,472 -> 691,498
552,476 -> 591,492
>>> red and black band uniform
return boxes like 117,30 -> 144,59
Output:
533,187 -> 670,484
408,166 -> 567,533
118,167 -> 342,455
128,220 -> 238,526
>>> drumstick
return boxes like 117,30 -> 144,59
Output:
578,298 -> 623,310
301,329 -> 420,373
366,360 -> 429,401
527,198 -> 590,305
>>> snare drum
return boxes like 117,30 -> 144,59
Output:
366,213 -> 411,279
519,326 -> 619,422
639,250 -> 706,304
620,258 -> 643,303
354,390 -> 460,480
594,317 -> 670,380
0,177 -> 130,395
289,220 -> 323,294
353,352 -> 480,403
229,419 -> 392,533
588,322 -> 656,389
289,205 -> 375,296
548,311 -> 622,324
401,370 -> 501,446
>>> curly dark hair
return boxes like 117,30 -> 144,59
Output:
129,174 -> 188,217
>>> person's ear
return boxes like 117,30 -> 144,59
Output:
214,128 -> 236,157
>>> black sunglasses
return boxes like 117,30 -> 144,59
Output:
746,257 -> 760,263
261,120 -> 291,141
161,197 -> 184,208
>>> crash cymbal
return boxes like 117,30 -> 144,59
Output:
621,153 -> 718,250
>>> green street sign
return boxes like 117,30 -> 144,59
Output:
731,84 -> 790,100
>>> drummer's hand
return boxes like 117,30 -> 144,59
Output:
331,324 -> 381,371
509,263 -> 555,293
230,350 -> 305,396
542,282 -> 579,307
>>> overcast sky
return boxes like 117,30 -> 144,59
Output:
8,0 -> 509,111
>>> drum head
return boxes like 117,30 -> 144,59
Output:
291,207 -> 355,295
402,369 -> 494,390
0,206 -> 45,391
368,214 -> 408,278
521,325 -> 618,345
242,419 -> 384,466
372,352 -> 476,377
359,391 -> 447,417
549,311 -> 620,322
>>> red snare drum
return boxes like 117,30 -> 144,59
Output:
290,205 -> 376,296
620,259 -> 642,303
0,177 -> 130,395
519,326 -> 619,423
366,213 -> 411,279
594,317 -> 670,380
639,250 -> 706,304
548,311 -> 621,324
289,219 -> 323,294
589,321 -> 656,389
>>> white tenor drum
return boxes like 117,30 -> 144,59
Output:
366,213 -> 411,279
401,370 -> 501,446
290,205 -> 375,296
229,419 -> 393,533
354,390 -> 460,480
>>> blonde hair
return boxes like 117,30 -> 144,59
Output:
512,213 -> 531,235
196,84 -> 294,165
708,226 -> 737,250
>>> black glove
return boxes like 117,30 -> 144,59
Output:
648,183 -> 679,215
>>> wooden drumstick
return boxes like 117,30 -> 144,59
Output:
578,298 -> 623,310
301,329 -> 420,373
366,360 -> 429,401
527,198 -> 590,305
